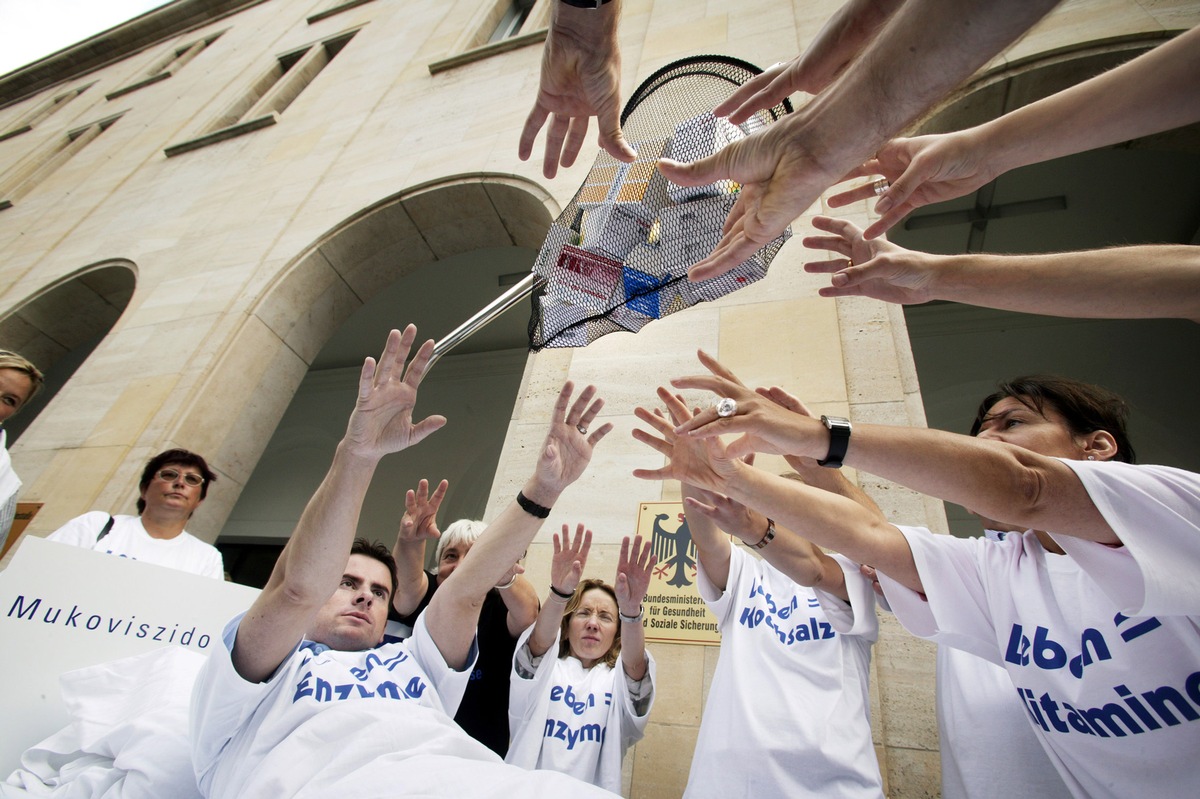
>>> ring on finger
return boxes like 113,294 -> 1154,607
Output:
872,178 -> 890,196
714,397 -> 738,418
576,424 -> 588,435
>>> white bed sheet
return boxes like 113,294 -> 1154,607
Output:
5,647 -> 205,799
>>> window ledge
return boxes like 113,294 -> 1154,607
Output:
106,71 -> 171,101
308,0 -> 375,25
0,125 -> 32,144
428,27 -> 547,76
164,113 -> 277,158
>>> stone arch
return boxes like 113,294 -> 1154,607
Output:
0,260 -> 137,443
253,173 -> 557,368
917,31 -> 1182,137
175,174 -> 557,551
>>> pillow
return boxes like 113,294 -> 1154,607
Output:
5,647 -> 207,799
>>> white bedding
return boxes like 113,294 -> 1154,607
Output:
5,647 -> 205,799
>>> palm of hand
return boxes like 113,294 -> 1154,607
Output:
661,420 -> 731,492
616,561 -> 651,607
538,426 -> 592,491
739,129 -> 842,251
345,381 -> 420,457
551,550 -> 581,589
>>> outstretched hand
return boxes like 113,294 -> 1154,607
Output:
531,381 -> 613,500
714,0 -> 903,124
802,215 -> 939,303
666,351 -> 815,459
519,1 -> 635,178
684,486 -> 767,545
632,387 -> 742,494
398,478 -> 448,543
826,130 -> 996,239
551,523 -> 592,596
615,535 -> 656,614
658,117 -> 844,282
343,325 -> 446,461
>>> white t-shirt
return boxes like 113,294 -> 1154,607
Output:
191,612 -> 619,799
47,511 -> 224,579
0,429 -> 20,550
685,546 -> 883,799
878,461 -> 1200,799
939,643 -> 1072,799
826,532 -> 1070,799
507,627 -> 655,794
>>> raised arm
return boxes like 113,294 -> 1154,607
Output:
638,384 -> 859,599
614,535 -> 655,680
804,216 -> 1200,322
391,478 -> 447,617
519,0 -> 635,178
634,392 -> 734,588
528,523 -> 592,659
423,382 -> 611,669
669,353 -> 1120,547
497,571 -> 541,639
634,409 -> 922,592
657,0 -> 1059,281
832,25 -> 1200,237
716,0 -> 906,124
234,327 -> 446,683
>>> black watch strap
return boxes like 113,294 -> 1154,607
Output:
818,415 -> 852,468
516,491 -> 551,518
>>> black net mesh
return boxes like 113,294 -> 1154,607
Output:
529,55 -> 793,351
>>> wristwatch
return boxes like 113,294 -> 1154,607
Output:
817,415 -> 852,468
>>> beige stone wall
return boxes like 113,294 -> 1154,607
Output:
2,0 -> 1197,796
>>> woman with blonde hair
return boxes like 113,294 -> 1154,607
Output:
506,525 -> 657,793
0,349 -> 43,552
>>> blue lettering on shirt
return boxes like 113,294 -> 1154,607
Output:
737,578 -> 835,646
1004,612 -> 1163,678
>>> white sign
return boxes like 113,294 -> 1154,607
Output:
0,537 -> 259,774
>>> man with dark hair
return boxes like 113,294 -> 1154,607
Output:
46,447 -> 223,579
352,536 -> 398,597
190,326 -> 618,798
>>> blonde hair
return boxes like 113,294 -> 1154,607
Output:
558,579 -> 621,669
0,350 -> 45,405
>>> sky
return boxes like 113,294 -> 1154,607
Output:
0,0 -> 172,76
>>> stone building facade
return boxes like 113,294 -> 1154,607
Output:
2,1 -> 1196,796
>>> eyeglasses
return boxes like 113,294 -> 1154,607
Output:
573,608 -> 616,624
156,468 -> 204,487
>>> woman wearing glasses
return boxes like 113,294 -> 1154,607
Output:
505,525 -> 657,793
46,448 -> 224,579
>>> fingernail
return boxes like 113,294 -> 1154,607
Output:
875,196 -> 893,214
831,273 -> 848,286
